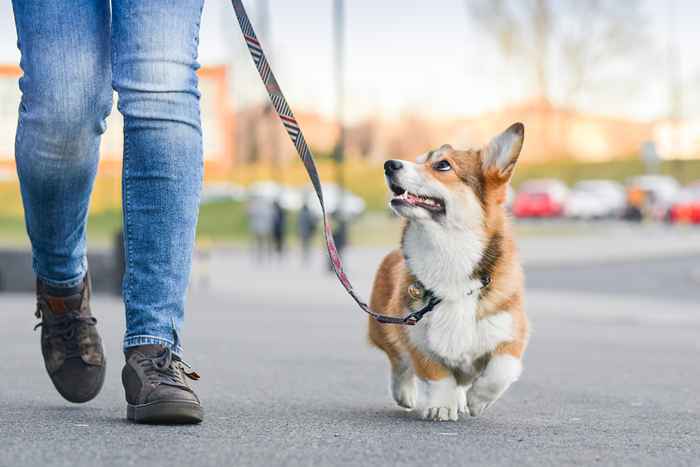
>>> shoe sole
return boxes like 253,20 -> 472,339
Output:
50,362 -> 106,404
127,401 -> 203,424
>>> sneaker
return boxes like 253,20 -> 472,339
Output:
122,345 -> 203,424
34,274 -> 106,403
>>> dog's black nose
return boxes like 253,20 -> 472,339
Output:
384,160 -> 403,175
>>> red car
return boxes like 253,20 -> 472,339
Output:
513,180 -> 568,219
668,183 -> 700,224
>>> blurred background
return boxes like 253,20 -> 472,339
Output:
0,0 -> 699,290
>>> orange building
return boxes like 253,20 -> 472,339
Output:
0,64 -> 236,176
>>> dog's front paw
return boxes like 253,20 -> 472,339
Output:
466,354 -> 522,417
391,367 -> 417,409
418,377 -> 459,421
392,377 -> 417,409
422,406 -> 458,421
457,387 -> 469,415
466,388 -> 494,417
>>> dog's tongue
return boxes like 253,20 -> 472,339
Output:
405,192 -> 421,205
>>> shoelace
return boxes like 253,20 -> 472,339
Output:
34,308 -> 98,359
137,348 -> 200,390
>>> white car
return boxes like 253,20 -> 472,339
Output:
564,180 -> 626,220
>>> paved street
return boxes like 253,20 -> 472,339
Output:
1,237 -> 699,467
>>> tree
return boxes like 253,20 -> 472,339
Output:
466,0 -> 648,106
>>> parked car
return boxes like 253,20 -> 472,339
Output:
564,180 -> 626,220
624,175 -> 680,221
513,179 -> 568,218
668,182 -> 700,224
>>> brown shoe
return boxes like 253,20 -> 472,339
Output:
122,345 -> 203,424
34,274 -> 106,403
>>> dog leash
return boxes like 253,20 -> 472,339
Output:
230,0 -> 486,325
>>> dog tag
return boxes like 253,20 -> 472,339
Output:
407,282 -> 424,300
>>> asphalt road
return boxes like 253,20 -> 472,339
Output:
1,246 -> 699,467
527,253 -> 700,303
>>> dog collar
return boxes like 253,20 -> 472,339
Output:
402,274 -> 491,325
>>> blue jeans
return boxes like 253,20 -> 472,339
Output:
12,0 -> 204,355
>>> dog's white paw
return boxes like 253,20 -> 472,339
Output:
457,387 -> 469,415
422,406 -> 458,421
466,354 -> 522,417
417,377 -> 459,421
392,376 -> 417,409
466,388 -> 494,417
391,364 -> 417,409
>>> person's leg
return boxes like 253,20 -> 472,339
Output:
12,0 -> 112,403
112,0 -> 204,356
12,0 -> 112,288
112,0 -> 204,424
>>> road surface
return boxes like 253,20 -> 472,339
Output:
1,245 -> 699,467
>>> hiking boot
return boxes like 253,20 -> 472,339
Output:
122,345 -> 203,424
34,274 -> 106,403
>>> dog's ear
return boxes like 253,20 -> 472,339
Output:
482,122 -> 524,181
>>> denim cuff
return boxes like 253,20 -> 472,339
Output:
33,255 -> 88,289
123,335 -> 184,357
35,270 -> 87,289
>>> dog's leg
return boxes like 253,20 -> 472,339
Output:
417,376 -> 459,421
454,367 -> 478,415
411,351 -> 458,421
466,352 -> 522,416
368,317 -> 417,409
456,386 -> 468,415
390,353 -> 416,409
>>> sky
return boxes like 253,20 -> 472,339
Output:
1,1 -> 699,123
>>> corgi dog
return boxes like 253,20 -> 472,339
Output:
368,123 -> 528,421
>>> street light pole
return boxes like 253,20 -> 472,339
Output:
331,0 -> 348,263
334,0 -> 346,194
257,0 -> 282,183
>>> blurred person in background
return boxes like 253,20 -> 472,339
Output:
272,198 -> 287,258
11,0 -> 204,424
247,195 -> 275,261
298,201 -> 318,263
625,186 -> 645,222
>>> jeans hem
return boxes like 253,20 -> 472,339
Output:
35,269 -> 87,289
123,336 -> 183,357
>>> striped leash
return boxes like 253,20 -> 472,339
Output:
230,0 -> 439,325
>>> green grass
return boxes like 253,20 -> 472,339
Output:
0,210 -> 124,247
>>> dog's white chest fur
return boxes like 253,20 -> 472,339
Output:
403,223 -> 514,371
410,298 -> 513,370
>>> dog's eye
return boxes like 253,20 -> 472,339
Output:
433,160 -> 452,172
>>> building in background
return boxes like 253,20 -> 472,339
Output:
0,64 -> 235,176
234,98 -> 695,166
654,119 -> 700,160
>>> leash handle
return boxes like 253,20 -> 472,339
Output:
230,0 -> 416,326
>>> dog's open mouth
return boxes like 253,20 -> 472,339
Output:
389,183 -> 445,213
